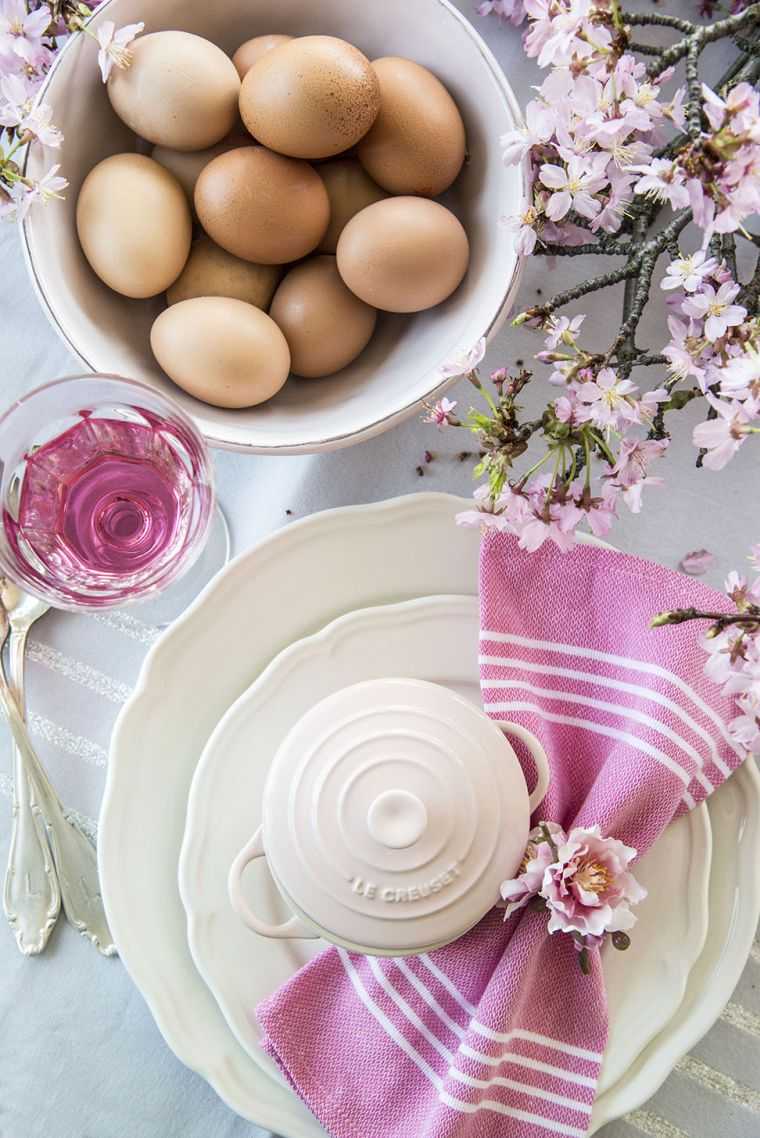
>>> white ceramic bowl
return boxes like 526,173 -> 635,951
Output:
22,0 -> 525,453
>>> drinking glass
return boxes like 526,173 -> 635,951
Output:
0,374 -> 229,621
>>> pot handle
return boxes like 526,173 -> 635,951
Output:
228,826 -> 317,940
496,722 -> 551,813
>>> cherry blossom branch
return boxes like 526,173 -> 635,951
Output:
623,12 -> 696,35
430,0 -> 760,554
516,264 -> 638,323
535,237 -> 633,258
652,607 -> 760,629
643,4 -> 760,81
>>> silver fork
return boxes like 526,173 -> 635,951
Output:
0,584 -> 116,955
1,583 -> 60,954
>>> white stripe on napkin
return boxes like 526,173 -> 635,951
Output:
394,955 -> 604,1068
418,954 -> 478,1016
458,1044 -> 597,1088
339,950 -> 593,1138
484,700 -> 694,790
485,680 -> 713,782
390,958 -> 467,1040
371,959 -> 598,1091
468,1026 -> 602,1063
480,631 -> 739,765
338,949 -> 443,1091
480,658 -> 728,771
368,958 -> 453,1063
447,1067 -> 593,1115
438,1090 -> 588,1137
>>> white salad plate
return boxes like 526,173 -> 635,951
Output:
180,594 -> 712,1110
100,493 -> 760,1137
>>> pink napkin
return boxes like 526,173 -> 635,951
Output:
258,532 -> 746,1138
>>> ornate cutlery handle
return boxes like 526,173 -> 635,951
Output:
2,728 -> 61,954
0,663 -> 116,956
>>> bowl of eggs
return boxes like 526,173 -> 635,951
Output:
22,0 -> 525,453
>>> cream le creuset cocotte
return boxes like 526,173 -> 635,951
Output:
228,677 -> 550,957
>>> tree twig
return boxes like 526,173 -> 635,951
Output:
645,4 -> 760,81
517,264 -> 638,323
623,11 -> 695,34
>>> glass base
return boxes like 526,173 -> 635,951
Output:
132,504 -> 232,629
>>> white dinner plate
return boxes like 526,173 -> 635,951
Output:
100,493 -> 760,1136
180,594 -> 711,1109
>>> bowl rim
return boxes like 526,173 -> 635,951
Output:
20,0 -> 528,454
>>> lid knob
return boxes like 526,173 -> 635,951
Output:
367,789 -> 428,850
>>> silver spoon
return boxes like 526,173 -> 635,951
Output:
0,584 -> 116,955
1,582 -> 60,954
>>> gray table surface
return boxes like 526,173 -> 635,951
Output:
1,4 -> 759,1137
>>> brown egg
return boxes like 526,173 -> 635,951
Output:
167,237 -> 281,309
232,34 -> 293,78
239,36 -> 380,159
194,146 -> 329,264
270,256 -> 377,378
317,159 -> 387,254
108,31 -> 240,151
336,197 -> 469,313
357,58 -> 466,196
151,297 -> 290,408
76,153 -> 191,299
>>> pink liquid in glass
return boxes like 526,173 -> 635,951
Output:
3,409 -> 211,607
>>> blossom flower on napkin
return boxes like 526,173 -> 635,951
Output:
501,821 -> 646,969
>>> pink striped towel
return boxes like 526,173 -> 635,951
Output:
258,532 -> 747,1138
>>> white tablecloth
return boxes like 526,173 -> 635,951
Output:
1,4 -> 759,1137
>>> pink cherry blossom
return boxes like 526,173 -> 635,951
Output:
662,314 -> 705,384
609,437 -> 668,513
576,367 -> 639,428
720,349 -> 760,398
438,338 -> 486,379
660,251 -> 718,293
682,282 -> 746,342
544,313 -> 585,350
0,0 -> 49,59
503,206 -> 539,256
501,99 -> 554,166
542,826 -> 646,939
95,20 -> 144,83
500,821 -> 565,920
477,0 -> 526,24
539,154 -> 608,221
692,395 -> 753,469
0,74 -> 61,144
423,396 -> 458,429
631,158 -> 690,210
524,0 -> 592,68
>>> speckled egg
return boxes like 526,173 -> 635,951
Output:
357,57 -> 466,196
239,36 -> 380,159
194,146 -> 329,264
